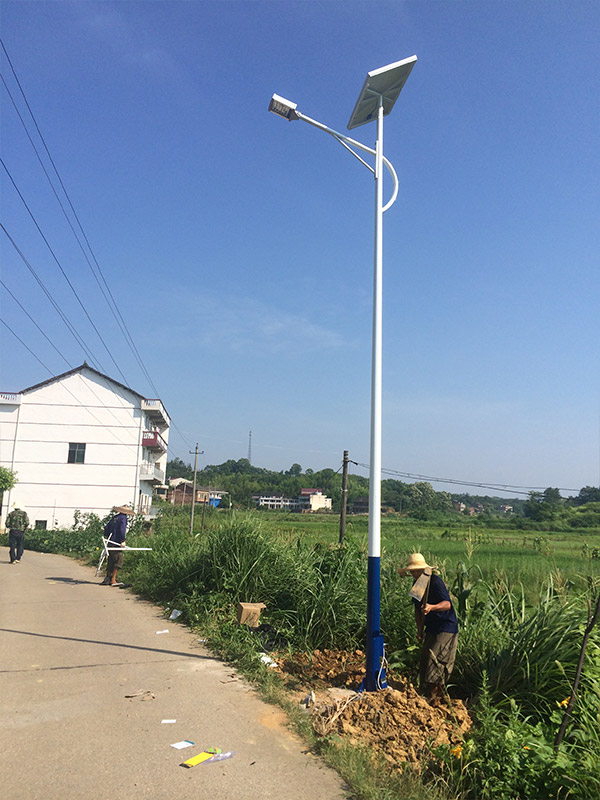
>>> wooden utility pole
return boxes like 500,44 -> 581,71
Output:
339,450 -> 349,544
189,444 -> 204,535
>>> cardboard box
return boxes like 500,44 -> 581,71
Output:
236,602 -> 266,628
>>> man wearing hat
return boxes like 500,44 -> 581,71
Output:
399,553 -> 458,702
100,506 -> 134,586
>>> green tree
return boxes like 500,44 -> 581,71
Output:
166,457 -> 193,480
573,486 -> 600,506
0,466 -> 17,516
0,466 -> 17,493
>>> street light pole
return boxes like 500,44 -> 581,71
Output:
269,56 -> 417,691
365,95 -> 385,691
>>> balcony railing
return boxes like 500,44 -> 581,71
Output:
141,399 -> 170,428
140,463 -> 166,483
142,430 -> 168,453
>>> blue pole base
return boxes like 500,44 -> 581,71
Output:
361,556 -> 387,691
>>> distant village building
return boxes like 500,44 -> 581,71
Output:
167,478 -> 228,508
253,488 -> 332,513
0,363 -> 169,530
500,504 -> 514,514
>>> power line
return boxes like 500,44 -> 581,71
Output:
354,461 -> 578,496
1,157 -> 129,384
0,48 -> 159,395
0,279 -> 72,369
1,223 -> 103,369
0,321 -> 149,452
2,39 -> 189,451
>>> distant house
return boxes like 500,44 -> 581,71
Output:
253,488 -> 332,513
298,488 -> 333,512
0,363 -> 169,530
500,504 -> 514,514
454,502 -> 466,513
167,479 -> 228,508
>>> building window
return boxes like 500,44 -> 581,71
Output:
35,520 -> 47,530
68,442 -> 86,464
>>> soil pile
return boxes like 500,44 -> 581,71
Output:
313,682 -> 471,768
276,649 -> 472,769
279,648 -> 367,688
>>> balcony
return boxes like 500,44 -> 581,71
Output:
141,399 -> 170,428
140,463 -> 166,483
0,392 -> 21,405
142,430 -> 168,453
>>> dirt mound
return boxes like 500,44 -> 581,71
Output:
275,649 -> 472,769
313,681 -> 471,768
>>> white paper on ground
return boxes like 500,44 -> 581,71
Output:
161,719 -> 176,724
170,740 -> 194,749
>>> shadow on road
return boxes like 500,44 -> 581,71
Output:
0,628 -> 213,665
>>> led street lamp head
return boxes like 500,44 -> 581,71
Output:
268,94 -> 299,121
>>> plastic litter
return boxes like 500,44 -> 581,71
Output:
181,747 -> 221,768
205,751 -> 235,763
301,690 -> 316,708
170,740 -> 194,750
260,653 -> 278,668
161,719 -> 176,724
156,629 -> 169,634
169,609 -> 182,620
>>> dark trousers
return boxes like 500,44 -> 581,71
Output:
106,550 -> 124,576
9,530 -> 24,562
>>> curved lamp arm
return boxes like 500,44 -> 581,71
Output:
295,111 -> 399,213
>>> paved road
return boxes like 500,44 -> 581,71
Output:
0,550 -> 349,800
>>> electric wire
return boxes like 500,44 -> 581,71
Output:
1,39 -> 190,451
1,157 -> 129,384
1,39 -> 160,396
0,56 -> 157,395
354,461 -> 578,496
1,321 -> 147,451
1,223 -> 103,368
0,279 -> 72,369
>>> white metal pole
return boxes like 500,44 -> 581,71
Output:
365,96 -> 386,691
368,96 -> 384,560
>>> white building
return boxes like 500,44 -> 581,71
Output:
253,489 -> 332,513
0,363 -> 170,530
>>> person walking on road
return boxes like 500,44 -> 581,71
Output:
100,506 -> 134,586
399,553 -> 458,703
6,506 -> 29,564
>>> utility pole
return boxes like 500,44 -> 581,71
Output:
248,430 -> 252,464
339,450 -> 349,544
189,444 -> 204,535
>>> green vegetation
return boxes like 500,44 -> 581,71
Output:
166,457 -> 600,534
8,503 -> 599,800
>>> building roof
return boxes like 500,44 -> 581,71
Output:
20,362 -> 147,400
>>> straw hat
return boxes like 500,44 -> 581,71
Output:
398,553 -> 434,576
112,505 -> 135,515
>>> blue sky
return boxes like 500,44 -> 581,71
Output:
1,1 -> 598,496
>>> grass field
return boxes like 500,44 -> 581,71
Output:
247,510 -> 600,600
